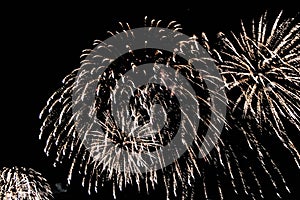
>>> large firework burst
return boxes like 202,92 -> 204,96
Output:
0,166 -> 53,200
198,10 -> 300,199
39,17 -> 226,199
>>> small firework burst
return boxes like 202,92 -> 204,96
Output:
39,17 -> 226,199
215,10 -> 300,166
199,10 -> 300,199
0,166 -> 53,200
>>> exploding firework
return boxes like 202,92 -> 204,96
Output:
39,17 -> 227,199
218,11 -> 300,132
199,10 -> 300,199
216,10 -> 300,167
0,166 -> 53,200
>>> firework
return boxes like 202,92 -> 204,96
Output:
199,10 -> 300,199
217,10 -> 300,166
0,166 -> 53,200
39,17 -> 227,199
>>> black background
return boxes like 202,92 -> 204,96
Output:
1,1 -> 299,199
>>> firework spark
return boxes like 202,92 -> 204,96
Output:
199,10 -> 300,199
0,166 -> 53,200
39,17 -> 226,199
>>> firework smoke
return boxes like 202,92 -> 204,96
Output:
39,17 -> 226,199
0,166 -> 53,200
199,10 -> 300,199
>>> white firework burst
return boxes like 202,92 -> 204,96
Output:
199,10 -> 300,199
216,10 -> 300,166
39,17 -> 226,199
0,166 -> 53,200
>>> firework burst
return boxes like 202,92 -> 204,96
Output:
0,166 -> 53,200
39,17 -> 227,199
216,10 -> 300,166
199,10 -> 300,199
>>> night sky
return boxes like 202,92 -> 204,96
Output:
1,1 -> 299,199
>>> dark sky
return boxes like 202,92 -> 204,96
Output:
1,1 -> 299,199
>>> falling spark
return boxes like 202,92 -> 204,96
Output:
199,10 -> 300,199
39,17 -> 226,199
0,166 -> 53,200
